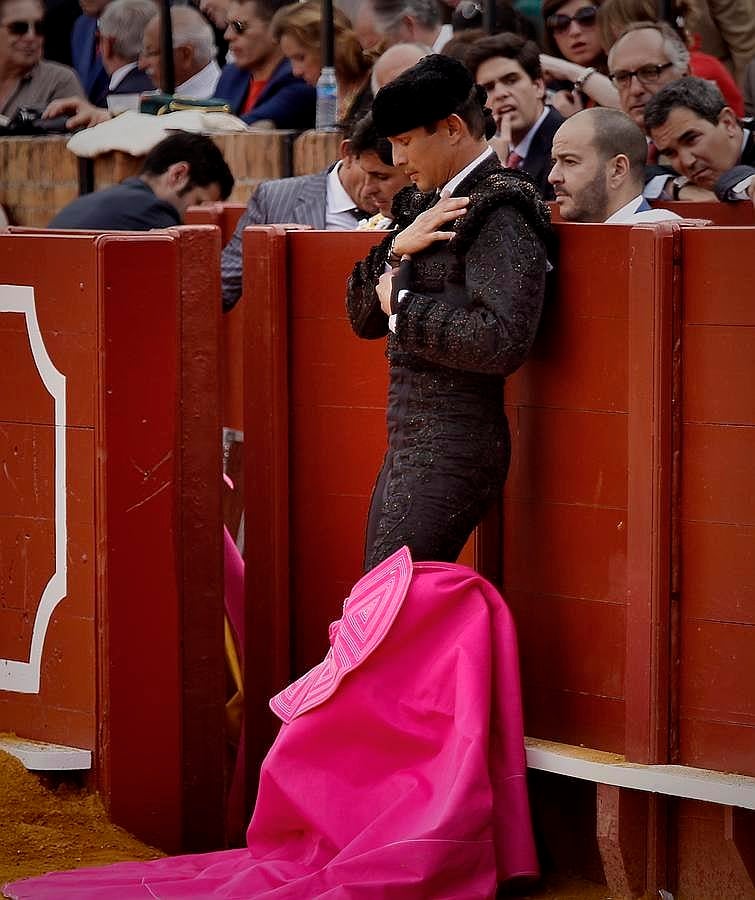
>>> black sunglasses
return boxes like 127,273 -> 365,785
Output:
229,18 -> 248,34
4,19 -> 45,36
545,5 -> 597,33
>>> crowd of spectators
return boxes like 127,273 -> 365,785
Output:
2,0 -> 754,239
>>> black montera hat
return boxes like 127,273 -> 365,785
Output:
372,54 -> 479,138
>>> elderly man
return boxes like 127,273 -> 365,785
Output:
465,32 -> 564,199
607,22 -> 689,131
347,54 -> 550,570
97,0 -> 155,108
213,0 -> 314,128
370,40 -> 429,92
140,6 -> 221,99
549,107 -> 681,222
0,0 -> 83,119
367,0 -> 452,52
645,76 -> 755,207
49,132 -> 233,228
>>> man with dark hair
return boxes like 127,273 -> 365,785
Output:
221,131 -> 377,310
465,33 -> 563,199
645,76 -> 755,205
347,54 -> 550,570
350,111 -> 411,225
549,107 -> 681,222
49,132 -> 234,229
213,0 -> 314,128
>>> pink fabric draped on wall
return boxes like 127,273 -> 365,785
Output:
5,547 -> 538,899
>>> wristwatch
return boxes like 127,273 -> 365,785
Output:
573,66 -> 596,92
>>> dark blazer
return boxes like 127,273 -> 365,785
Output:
213,58 -> 315,130
49,178 -> 181,230
110,66 -> 155,96
714,121 -> 755,198
520,105 -> 564,200
71,14 -> 108,105
221,169 -> 328,310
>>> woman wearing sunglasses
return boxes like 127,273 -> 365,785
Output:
539,0 -> 620,116
0,0 -> 83,119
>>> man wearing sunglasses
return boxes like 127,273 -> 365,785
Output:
212,0 -> 315,128
0,0 -> 83,119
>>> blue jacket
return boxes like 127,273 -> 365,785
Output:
214,58 -> 315,130
71,14 -> 108,106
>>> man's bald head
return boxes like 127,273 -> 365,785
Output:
371,41 -> 432,93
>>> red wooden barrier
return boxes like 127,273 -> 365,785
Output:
185,203 -> 247,433
0,227 -> 225,853
677,226 -> 755,778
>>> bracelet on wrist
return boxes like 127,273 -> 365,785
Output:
573,66 -> 596,92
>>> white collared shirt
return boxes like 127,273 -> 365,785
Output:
510,106 -> 550,161
108,61 -> 138,92
176,60 -> 222,100
432,23 -> 453,52
440,146 -> 495,198
326,162 -> 365,230
604,195 -> 682,223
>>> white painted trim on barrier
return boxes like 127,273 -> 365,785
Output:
0,284 -> 67,694
0,735 -> 91,770
526,738 -> 755,810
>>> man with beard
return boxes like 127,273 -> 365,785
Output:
549,107 -> 681,222
347,54 -> 550,571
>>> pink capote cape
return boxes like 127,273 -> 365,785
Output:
5,547 -> 538,899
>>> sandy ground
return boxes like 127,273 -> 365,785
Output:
1,748 -> 609,898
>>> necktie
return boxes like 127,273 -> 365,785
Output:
646,142 -> 659,165
506,150 -> 523,169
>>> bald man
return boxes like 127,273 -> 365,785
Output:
370,41 -> 431,93
549,108 -> 681,222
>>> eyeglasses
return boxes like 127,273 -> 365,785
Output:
4,19 -> 45,36
609,62 -> 674,88
229,18 -> 248,34
545,5 -> 597,33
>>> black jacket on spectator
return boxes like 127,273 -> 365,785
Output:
49,178 -> 181,230
519,106 -> 563,200
715,120 -> 755,199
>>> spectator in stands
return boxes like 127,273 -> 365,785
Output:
694,0 -> 755,89
0,0 -> 83,119
598,0 -> 744,116
465,33 -> 564,198
350,111 -> 411,227
366,0 -> 453,53
451,0 -> 536,41
549,106 -> 682,220
199,0 -> 230,30
49,132 -> 233,228
139,6 -> 221,99
348,54 -> 550,570
540,0 -> 622,115
97,0 -> 155,109
371,40 -> 429,92
213,0 -> 315,128
645,76 -> 755,204
353,0 -> 382,51
70,0 -> 110,104
270,0 -> 372,122
607,22 -> 689,129
221,131 -> 377,310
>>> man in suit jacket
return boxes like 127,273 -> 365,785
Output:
213,0 -> 314,129
221,139 -> 377,310
70,0 -> 109,104
645,76 -> 755,204
465,32 -> 563,199
96,0 -> 154,107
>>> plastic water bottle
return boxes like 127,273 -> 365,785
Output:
315,67 -> 338,131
